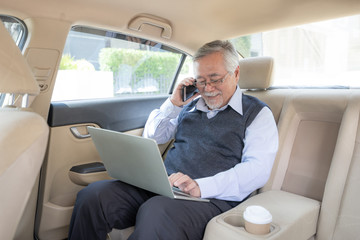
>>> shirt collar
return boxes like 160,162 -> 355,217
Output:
194,86 -> 243,115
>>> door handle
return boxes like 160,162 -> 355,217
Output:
70,125 -> 96,139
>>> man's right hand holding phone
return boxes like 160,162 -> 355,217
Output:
170,77 -> 200,107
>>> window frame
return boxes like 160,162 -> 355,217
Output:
53,25 -> 189,101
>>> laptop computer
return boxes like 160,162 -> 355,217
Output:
87,126 -> 209,202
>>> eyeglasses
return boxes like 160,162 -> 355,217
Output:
195,72 -> 230,88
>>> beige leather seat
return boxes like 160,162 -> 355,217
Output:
240,56 -> 346,202
205,57 -> 360,240
316,94 -> 360,240
204,57 -> 323,240
0,22 -> 49,239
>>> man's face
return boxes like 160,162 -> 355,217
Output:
194,52 -> 239,110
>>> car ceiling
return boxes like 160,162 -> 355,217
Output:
1,0 -> 360,54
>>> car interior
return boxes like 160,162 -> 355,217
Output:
1,0 -> 360,239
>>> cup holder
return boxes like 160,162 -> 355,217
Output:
223,214 -> 245,228
222,213 -> 278,236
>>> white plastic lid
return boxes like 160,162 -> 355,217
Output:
243,205 -> 272,224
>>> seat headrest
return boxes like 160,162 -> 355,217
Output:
0,21 -> 39,95
238,56 -> 274,90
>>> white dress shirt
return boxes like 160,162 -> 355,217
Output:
143,87 -> 278,201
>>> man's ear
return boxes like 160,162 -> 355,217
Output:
234,65 -> 240,81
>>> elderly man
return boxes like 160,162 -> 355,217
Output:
68,40 -> 278,240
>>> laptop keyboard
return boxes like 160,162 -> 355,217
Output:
172,186 -> 193,197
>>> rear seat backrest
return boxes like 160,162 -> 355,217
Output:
248,89 -> 347,201
316,94 -> 360,240
272,91 -> 347,201
238,57 -> 348,201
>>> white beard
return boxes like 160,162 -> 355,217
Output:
203,91 -> 223,110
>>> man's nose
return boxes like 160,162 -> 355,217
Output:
204,83 -> 216,92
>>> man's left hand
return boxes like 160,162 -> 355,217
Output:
168,172 -> 201,198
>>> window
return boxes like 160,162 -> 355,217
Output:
52,26 -> 188,101
0,15 -> 28,106
0,15 -> 27,50
230,14 -> 360,88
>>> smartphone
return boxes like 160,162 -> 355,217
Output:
182,85 -> 198,102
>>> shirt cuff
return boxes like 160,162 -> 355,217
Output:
195,177 -> 218,199
160,97 -> 183,118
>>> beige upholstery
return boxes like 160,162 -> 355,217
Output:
0,21 -> 49,240
205,56 -> 360,239
204,89 -> 360,239
108,227 -> 135,240
109,57 -> 359,240
240,57 -> 347,200
0,22 -> 39,95
238,56 -> 274,90
0,109 -> 48,240
238,55 -> 285,123
263,91 -> 347,201
240,57 -> 345,200
316,95 -> 360,240
204,190 -> 320,240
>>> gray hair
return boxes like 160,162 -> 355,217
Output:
193,40 -> 240,73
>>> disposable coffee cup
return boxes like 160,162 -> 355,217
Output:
243,205 -> 272,235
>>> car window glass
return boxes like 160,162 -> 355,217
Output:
231,14 -> 360,88
0,15 -> 28,106
52,26 -> 188,101
0,15 -> 27,50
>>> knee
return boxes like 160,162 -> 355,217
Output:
139,196 -> 166,209
137,196 -> 175,221
132,197 -> 191,239
75,180 -> 117,208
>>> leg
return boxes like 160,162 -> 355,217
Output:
68,180 -> 154,240
129,196 -> 232,240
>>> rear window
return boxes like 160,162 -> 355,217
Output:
52,26 -> 190,101
231,14 -> 360,88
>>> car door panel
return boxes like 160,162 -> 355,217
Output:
49,96 -> 167,131
35,96 -> 168,240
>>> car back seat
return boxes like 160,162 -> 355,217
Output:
262,90 -> 347,201
0,22 -> 49,240
110,56 -> 355,240
239,57 -> 348,202
205,56 -> 358,240
316,94 -> 360,240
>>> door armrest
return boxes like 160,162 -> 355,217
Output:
69,162 -> 112,186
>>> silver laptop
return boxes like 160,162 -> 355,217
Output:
88,127 -> 209,202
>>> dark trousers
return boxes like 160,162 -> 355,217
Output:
68,180 -> 234,240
